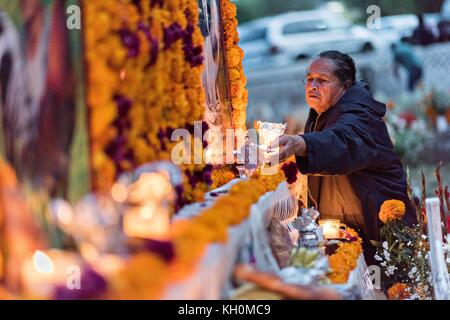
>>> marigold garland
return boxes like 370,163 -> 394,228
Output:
221,0 -> 248,131
108,170 -> 286,299
85,0 -> 206,192
327,232 -> 363,284
210,166 -> 237,190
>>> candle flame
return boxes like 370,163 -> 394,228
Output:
33,251 -> 54,274
140,206 -> 154,219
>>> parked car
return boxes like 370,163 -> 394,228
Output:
239,10 -> 375,70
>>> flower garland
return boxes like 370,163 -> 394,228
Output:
221,0 -> 247,132
107,170 -> 286,299
327,228 -> 363,284
85,0 -> 206,192
210,165 -> 237,190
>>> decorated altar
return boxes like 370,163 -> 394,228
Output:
0,0 -> 449,301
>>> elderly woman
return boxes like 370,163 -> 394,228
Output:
271,50 -> 416,261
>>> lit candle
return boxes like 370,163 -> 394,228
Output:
123,205 -> 170,241
319,219 -> 341,240
21,250 -> 81,299
121,172 -> 172,241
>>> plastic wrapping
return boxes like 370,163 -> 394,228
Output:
200,0 -> 233,133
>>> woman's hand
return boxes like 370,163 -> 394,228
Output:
268,135 -> 307,164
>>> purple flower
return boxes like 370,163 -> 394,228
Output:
148,38 -> 159,66
158,128 -> 167,142
151,0 -> 163,8
137,21 -> 151,38
143,239 -> 175,263
158,129 -> 167,151
165,127 -> 175,140
132,0 -> 142,13
183,24 -> 204,67
113,117 -> 131,132
114,95 -> 132,117
203,171 -> 213,186
119,28 -> 140,58
163,23 -> 185,49
54,266 -> 107,300
174,185 -> 185,212
201,121 -> 210,133
138,22 -> 160,67
188,172 -> 201,187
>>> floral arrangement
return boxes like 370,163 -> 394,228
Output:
221,0 -> 248,131
327,228 -> 363,284
107,169 -> 286,299
85,0 -> 206,192
373,199 -> 433,300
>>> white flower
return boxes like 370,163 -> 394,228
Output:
383,250 -> 391,261
386,265 -> 398,275
374,254 -> 383,262
412,267 -> 417,273
383,241 -> 389,250
407,241 -> 412,246
381,262 -> 387,267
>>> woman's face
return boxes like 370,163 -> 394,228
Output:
304,58 -> 348,114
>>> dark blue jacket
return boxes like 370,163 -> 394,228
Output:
296,81 -> 417,246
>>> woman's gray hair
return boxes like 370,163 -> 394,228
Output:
316,50 -> 356,86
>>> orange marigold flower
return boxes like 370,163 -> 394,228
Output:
379,199 -> 406,224
109,253 -> 168,300
387,283 -> 410,300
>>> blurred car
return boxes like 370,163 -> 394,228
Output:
239,10 -> 375,70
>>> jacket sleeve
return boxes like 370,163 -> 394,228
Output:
296,106 -> 379,176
